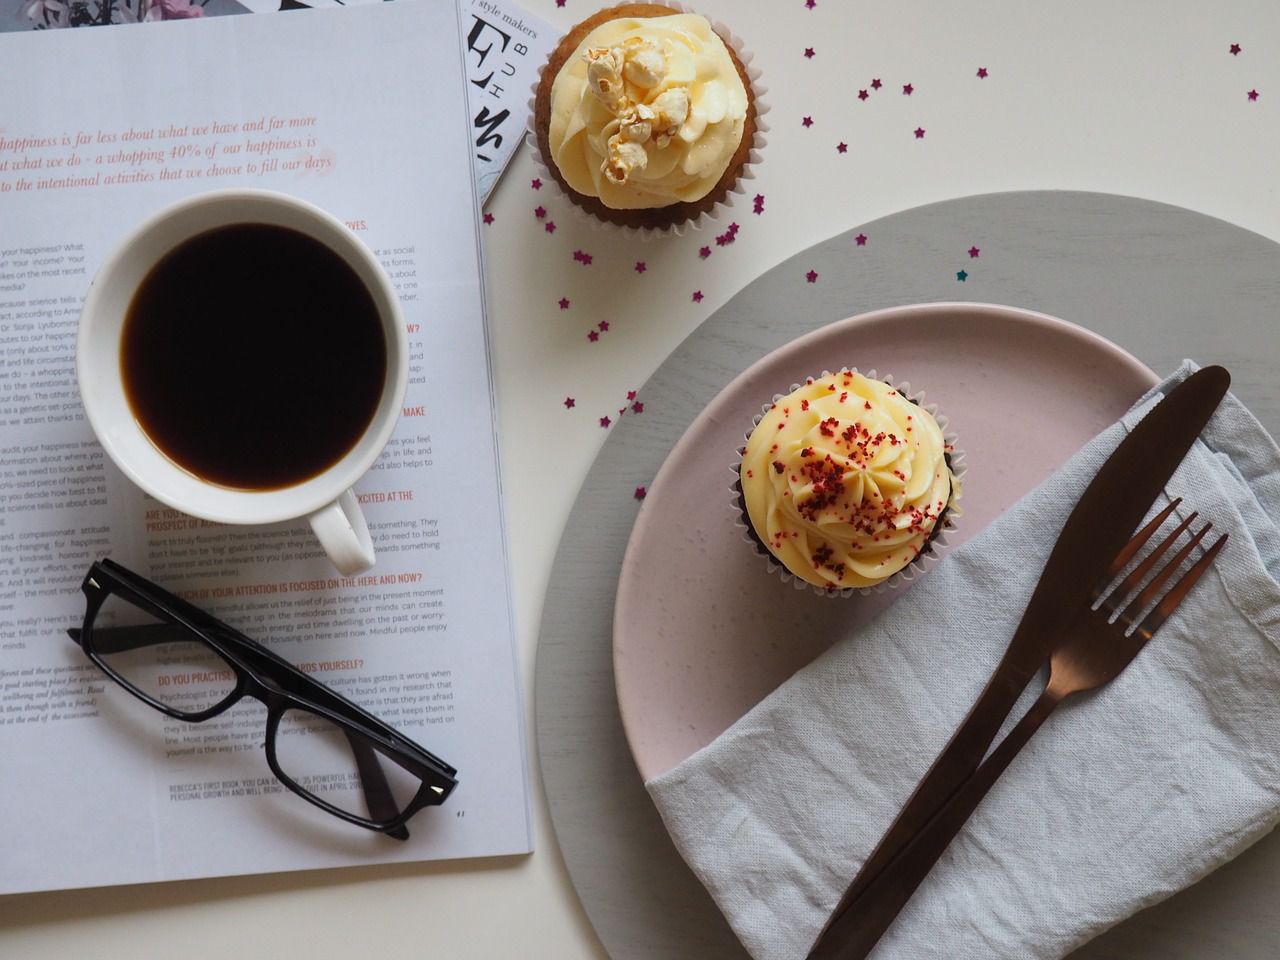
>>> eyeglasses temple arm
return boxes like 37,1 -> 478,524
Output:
74,623 -> 180,654
343,730 -> 410,841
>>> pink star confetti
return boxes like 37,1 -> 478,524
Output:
558,297 -> 570,309
1248,89 -> 1260,101
1230,43 -> 1241,55
837,141 -> 848,153
968,246 -> 980,258
914,127 -> 926,139
587,329 -> 599,342
858,89 -> 869,101
564,397 -> 575,409
627,390 -> 638,401
531,178 -> 542,189
753,194 -> 766,215
699,245 -> 712,259
556,0 -> 565,6
854,233 -> 867,246
804,47 -> 815,59
976,67 -> 989,78
871,78 -> 882,90
631,401 -> 644,414
634,485 -> 647,500
545,221 -> 557,233
482,212 -> 494,224
598,320 -> 610,332
634,261 -> 647,273
802,116 -> 814,128
903,83 -> 914,95
806,269 -> 819,283
692,290 -> 704,303
535,206 -> 546,219
715,223 -> 739,246
600,416 -> 611,428
572,250 -> 594,265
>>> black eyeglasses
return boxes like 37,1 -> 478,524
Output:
68,558 -> 458,840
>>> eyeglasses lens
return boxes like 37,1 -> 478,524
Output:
92,592 -> 238,715
274,707 -> 426,822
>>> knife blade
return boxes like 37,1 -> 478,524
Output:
808,363 -> 1231,959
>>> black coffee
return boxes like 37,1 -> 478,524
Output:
121,223 -> 387,491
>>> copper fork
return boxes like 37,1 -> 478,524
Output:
810,498 -> 1228,960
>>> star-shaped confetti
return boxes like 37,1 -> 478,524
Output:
692,290 -> 704,303
564,397 -> 575,409
558,297 -> 570,309
699,245 -> 712,259
871,78 -> 882,90
535,206 -> 546,219
968,246 -> 980,258
531,178 -> 542,189
572,250 -> 594,265
806,269 -> 819,283
556,0 -> 565,7
598,320 -> 610,332
545,221 -> 557,233
1230,43 -> 1241,55
854,233 -> 867,246
635,261 -> 647,273
956,270 -> 968,281
837,141 -> 848,153
976,67 -> 989,78
753,194 -> 765,215
600,416 -> 611,428
802,116 -> 814,128
1248,89 -> 1259,101
903,83 -> 914,95
631,401 -> 644,414
634,485 -> 647,500
627,390 -> 637,401
914,127 -> 926,139
587,329 -> 599,342
482,212 -> 494,224
804,47 -> 815,59
858,89 -> 869,101
715,222 -> 740,246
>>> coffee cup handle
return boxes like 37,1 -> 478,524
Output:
309,489 -> 375,575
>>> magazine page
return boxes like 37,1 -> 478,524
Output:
0,0 -> 530,893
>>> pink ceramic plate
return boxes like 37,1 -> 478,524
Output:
613,302 -> 1158,782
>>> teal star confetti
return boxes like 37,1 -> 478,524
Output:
956,270 -> 968,281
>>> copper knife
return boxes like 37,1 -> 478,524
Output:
807,364 -> 1231,959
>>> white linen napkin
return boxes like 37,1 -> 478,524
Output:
647,361 -> 1280,960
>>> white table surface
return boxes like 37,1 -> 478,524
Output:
4,1 -> 1280,957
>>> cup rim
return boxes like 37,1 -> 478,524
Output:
77,187 -> 408,525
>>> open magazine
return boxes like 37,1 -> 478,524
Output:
0,0 -> 531,893
3,0 -> 560,204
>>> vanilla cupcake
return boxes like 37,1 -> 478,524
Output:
534,3 -> 759,230
736,370 -> 962,594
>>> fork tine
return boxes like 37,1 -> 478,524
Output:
1118,521 -> 1213,624
1130,531 -> 1228,638
1106,497 -> 1184,579
1104,509 -> 1199,614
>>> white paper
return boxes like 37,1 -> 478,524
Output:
0,0 -> 530,894
461,0 -> 559,203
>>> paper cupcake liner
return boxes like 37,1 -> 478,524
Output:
731,368 -> 966,599
525,2 -> 770,240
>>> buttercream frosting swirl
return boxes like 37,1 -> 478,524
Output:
548,13 -> 748,209
740,371 -> 959,590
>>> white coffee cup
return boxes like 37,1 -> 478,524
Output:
77,188 -> 407,576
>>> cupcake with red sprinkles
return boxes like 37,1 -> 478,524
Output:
735,369 -> 962,595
